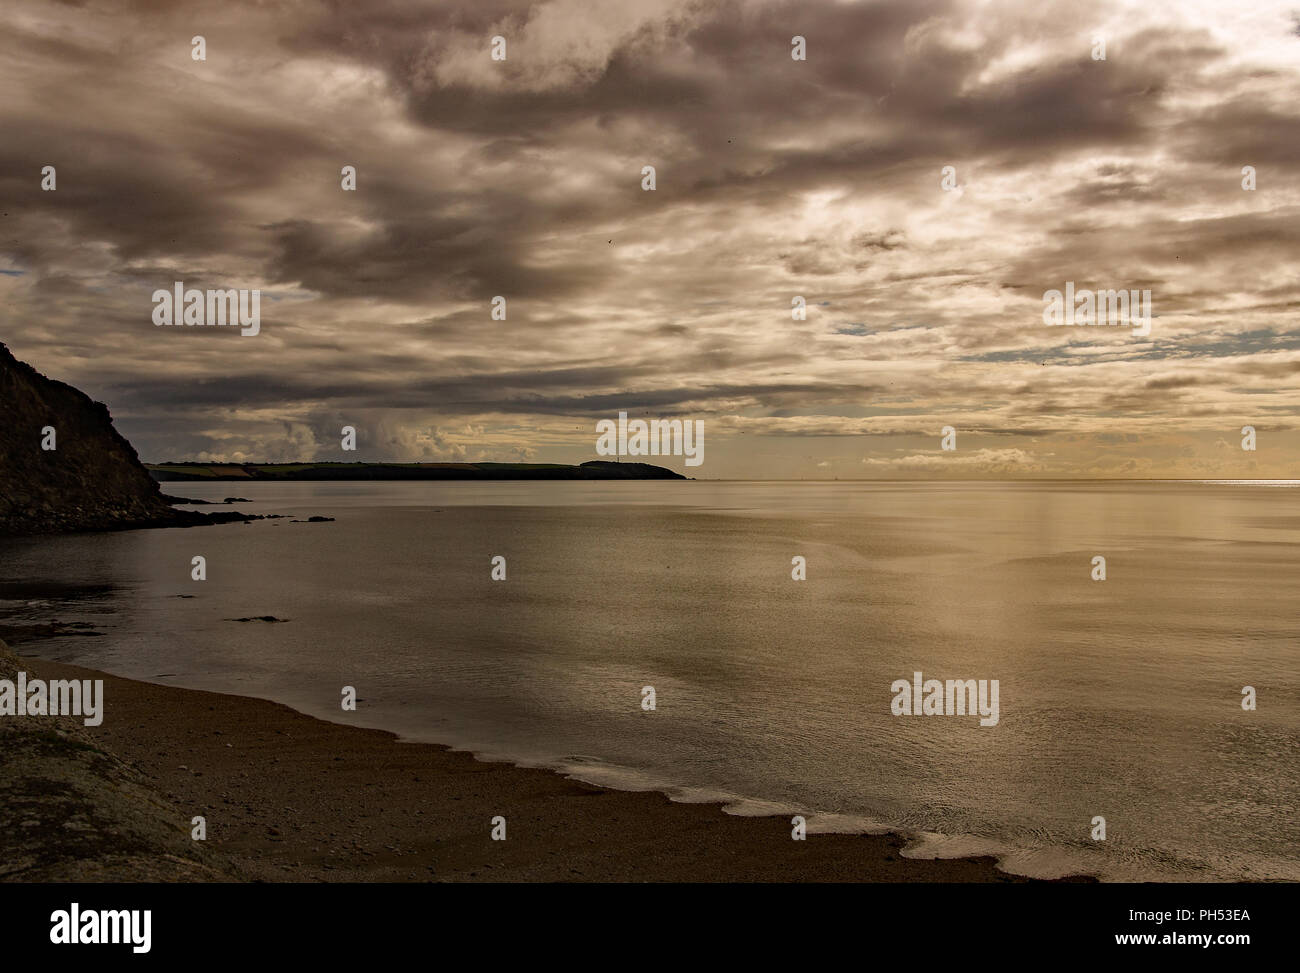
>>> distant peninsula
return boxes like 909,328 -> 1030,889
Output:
146,461 -> 690,482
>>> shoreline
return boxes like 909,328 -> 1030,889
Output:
0,507 -> 277,539
2,648 -> 1094,883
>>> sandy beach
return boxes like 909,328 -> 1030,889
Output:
0,643 -> 1091,883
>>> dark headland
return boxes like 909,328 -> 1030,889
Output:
0,342 -> 259,536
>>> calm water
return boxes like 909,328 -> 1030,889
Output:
2,480 -> 1297,881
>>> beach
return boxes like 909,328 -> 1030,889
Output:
1,643 -> 1077,883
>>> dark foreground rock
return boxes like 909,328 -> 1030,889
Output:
0,638 -> 237,881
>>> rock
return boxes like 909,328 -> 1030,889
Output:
0,343 -> 273,536
0,638 -> 238,881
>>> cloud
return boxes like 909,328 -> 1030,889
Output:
861,447 -> 1045,473
2,0 -> 1299,476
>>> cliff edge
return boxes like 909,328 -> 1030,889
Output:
0,342 -> 184,536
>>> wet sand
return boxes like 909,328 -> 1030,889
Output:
5,648 -> 1091,883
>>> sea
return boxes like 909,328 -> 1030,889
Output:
2,479 -> 1297,882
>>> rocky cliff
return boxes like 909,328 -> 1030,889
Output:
0,342 -> 186,535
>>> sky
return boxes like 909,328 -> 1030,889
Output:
2,0 -> 1299,478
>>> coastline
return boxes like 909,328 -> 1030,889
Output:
2,646 -> 1093,883
0,506 -> 277,539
